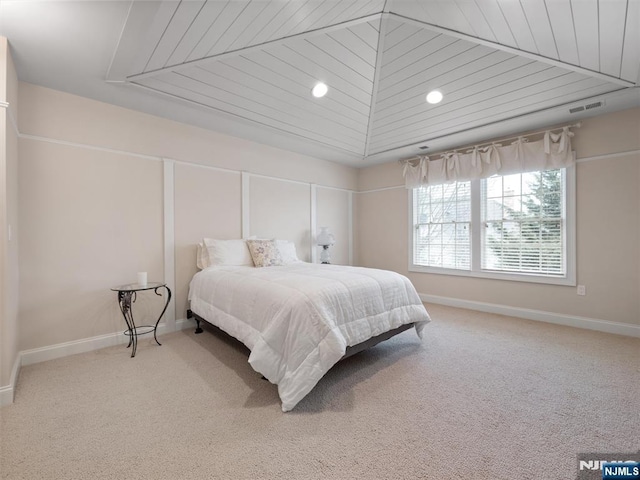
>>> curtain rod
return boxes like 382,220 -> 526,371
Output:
399,122 -> 582,164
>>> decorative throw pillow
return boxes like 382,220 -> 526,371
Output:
246,239 -> 284,267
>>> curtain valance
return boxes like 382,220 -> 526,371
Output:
402,126 -> 576,189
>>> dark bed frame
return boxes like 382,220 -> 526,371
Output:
186,309 -> 414,362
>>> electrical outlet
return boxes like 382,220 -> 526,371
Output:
577,285 -> 586,296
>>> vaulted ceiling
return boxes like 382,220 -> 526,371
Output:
2,0 -> 639,166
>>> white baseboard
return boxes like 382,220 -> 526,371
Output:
21,320 -> 195,367
0,355 -> 22,407
419,293 -> 640,338
176,317 -> 194,331
2,320 -> 196,406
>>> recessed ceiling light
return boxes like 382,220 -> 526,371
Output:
426,90 -> 443,104
312,82 -> 328,98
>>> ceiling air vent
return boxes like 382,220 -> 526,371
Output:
570,100 -> 605,114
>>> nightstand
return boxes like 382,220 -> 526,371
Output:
110,282 -> 172,357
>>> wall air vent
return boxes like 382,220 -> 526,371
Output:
570,100 -> 604,114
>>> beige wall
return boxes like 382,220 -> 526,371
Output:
172,170 -> 354,319
174,165 -> 242,318
18,140 -> 164,350
1,37 -> 19,391
250,176 -> 312,261
19,83 -> 358,190
14,77 -> 638,364
316,187 -> 351,266
357,108 -> 640,326
17,83 -> 359,352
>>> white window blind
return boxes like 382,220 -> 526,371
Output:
413,182 -> 471,270
481,170 -> 565,276
406,125 -> 576,285
410,168 -> 574,285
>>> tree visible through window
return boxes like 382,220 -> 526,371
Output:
411,168 -> 570,282
413,182 -> 471,270
482,170 -> 564,275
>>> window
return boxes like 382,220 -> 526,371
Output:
410,167 -> 575,285
413,182 -> 471,270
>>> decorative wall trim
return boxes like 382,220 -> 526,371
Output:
348,191 -> 353,265
19,321 -> 192,368
175,317 -> 194,332
163,159 -> 176,331
172,158 -> 242,175
20,133 -> 161,162
16,125 -> 356,372
19,132 -> 355,193
0,355 -> 21,407
3,101 -> 19,137
576,149 -> 640,163
20,330 -> 139,366
241,171 -> 250,239
310,184 -> 317,263
0,385 -> 12,407
419,293 -> 640,338
249,171 -> 313,187
314,184 -> 356,193
358,185 -> 404,194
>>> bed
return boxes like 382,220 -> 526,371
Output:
188,258 -> 430,412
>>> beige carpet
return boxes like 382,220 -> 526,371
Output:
1,304 -> 638,480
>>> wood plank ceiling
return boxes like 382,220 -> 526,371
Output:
118,0 -> 639,161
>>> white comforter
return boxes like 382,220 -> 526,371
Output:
188,263 -> 430,411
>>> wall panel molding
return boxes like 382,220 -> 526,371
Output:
20,133 -> 161,162
13,112 -> 358,379
348,191 -> 353,265
241,171 -> 251,239
311,184 -> 317,263
358,185 -> 404,194
163,159 -> 176,331
576,149 -> 640,163
4,101 -> 18,136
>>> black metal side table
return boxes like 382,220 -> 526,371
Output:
111,282 -> 172,357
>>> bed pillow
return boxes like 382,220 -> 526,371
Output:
246,239 -> 284,267
277,240 -> 300,264
203,238 -> 254,267
196,242 -> 208,269
249,236 -> 300,264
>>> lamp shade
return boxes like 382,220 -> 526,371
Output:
316,227 -> 335,246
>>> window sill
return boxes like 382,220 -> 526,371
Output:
408,265 -> 576,286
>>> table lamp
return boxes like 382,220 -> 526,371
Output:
316,227 -> 336,264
